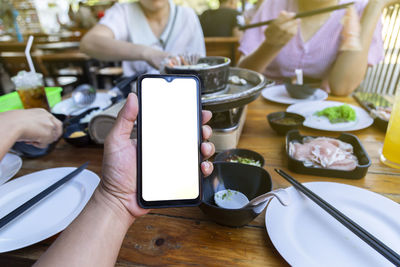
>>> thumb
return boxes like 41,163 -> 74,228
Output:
113,93 -> 138,138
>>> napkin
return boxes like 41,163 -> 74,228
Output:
89,100 -> 137,144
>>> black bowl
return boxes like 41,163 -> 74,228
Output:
285,83 -> 318,99
214,148 -> 265,167
165,56 -> 231,94
199,162 -> 273,227
267,111 -> 305,136
63,123 -> 90,147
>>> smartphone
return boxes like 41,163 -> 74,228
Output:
137,74 -> 203,208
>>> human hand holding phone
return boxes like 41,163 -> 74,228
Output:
100,93 -> 215,220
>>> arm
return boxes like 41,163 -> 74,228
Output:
0,109 -> 62,160
237,11 -> 299,72
33,187 -> 134,267
328,1 -> 386,96
0,112 -> 23,160
34,94 -> 216,267
80,24 -> 170,69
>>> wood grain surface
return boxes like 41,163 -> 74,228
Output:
2,94 -> 400,266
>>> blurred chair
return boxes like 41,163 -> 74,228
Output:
359,4 -> 400,95
0,52 -> 41,77
205,37 -> 240,65
95,65 -> 123,90
36,51 -> 92,93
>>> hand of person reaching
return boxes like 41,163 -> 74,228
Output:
99,93 -> 215,220
7,108 -> 62,148
264,11 -> 299,47
141,46 -> 171,70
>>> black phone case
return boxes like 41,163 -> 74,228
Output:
136,74 -> 203,208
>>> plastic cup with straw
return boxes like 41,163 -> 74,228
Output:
11,35 -> 50,110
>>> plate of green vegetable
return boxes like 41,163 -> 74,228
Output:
287,101 -> 373,131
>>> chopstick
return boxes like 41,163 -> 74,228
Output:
274,169 -> 400,266
0,162 -> 89,230
239,2 -> 354,30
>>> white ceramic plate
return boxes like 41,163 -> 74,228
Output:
52,92 -> 112,116
261,85 -> 328,104
0,153 -> 22,185
266,182 -> 400,267
0,167 -> 99,252
287,101 -> 373,131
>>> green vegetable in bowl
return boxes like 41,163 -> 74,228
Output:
228,156 -> 262,167
315,104 -> 356,123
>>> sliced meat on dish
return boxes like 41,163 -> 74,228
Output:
289,137 -> 358,171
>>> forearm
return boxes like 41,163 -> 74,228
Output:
0,111 -> 23,160
34,187 -> 134,267
80,33 -> 148,62
328,1 -> 384,96
237,42 -> 283,72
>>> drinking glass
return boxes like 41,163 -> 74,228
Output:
380,90 -> 400,169
11,71 -> 49,111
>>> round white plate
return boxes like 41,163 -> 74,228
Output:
261,85 -> 328,104
287,100 -> 373,131
0,167 -> 99,252
266,182 -> 400,267
52,92 -> 112,116
0,153 -> 22,185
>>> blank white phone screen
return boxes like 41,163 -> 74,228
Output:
141,77 -> 200,201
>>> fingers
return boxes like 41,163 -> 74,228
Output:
51,116 -> 63,141
202,125 -> 212,140
112,93 -> 138,137
275,10 -> 296,23
280,19 -> 300,33
265,12 -> 299,46
31,142 -> 48,149
201,161 -> 214,177
202,110 -> 212,124
201,141 -> 215,160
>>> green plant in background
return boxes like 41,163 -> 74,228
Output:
206,0 -> 219,9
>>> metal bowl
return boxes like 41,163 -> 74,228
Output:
165,56 -> 231,94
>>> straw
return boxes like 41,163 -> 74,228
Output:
25,35 -> 35,73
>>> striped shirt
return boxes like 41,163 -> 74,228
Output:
239,0 -> 384,83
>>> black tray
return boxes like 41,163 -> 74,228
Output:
353,92 -> 390,132
286,130 -> 371,179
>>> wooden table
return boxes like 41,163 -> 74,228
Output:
35,42 -> 81,52
2,95 -> 400,266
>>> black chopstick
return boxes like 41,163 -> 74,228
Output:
0,162 -> 89,230
239,2 -> 354,30
274,169 -> 400,266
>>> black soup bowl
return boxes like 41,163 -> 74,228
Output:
267,111 -> 305,136
200,162 -> 273,227
285,83 -> 319,99
214,148 -> 265,167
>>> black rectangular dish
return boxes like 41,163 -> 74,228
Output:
285,130 -> 371,179
353,92 -> 390,132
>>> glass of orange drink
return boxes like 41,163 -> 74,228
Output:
380,91 -> 400,169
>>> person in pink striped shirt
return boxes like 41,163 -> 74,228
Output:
238,0 -> 396,96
